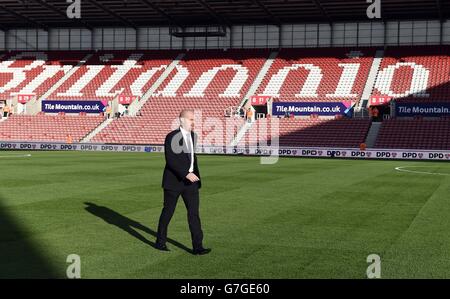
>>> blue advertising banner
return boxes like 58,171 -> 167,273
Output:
272,102 -> 352,116
42,100 -> 105,113
395,103 -> 450,117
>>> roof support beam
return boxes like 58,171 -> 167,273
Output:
0,21 -> 8,31
252,0 -> 281,26
0,5 -> 49,31
195,0 -> 231,28
84,0 -> 138,29
138,0 -> 183,28
310,0 -> 332,25
436,0 -> 443,20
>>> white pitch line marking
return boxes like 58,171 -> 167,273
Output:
395,166 -> 450,176
0,153 -> 32,158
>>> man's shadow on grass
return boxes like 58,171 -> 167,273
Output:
84,202 -> 193,254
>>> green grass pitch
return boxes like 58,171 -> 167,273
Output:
0,151 -> 449,278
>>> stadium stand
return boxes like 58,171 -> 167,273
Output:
238,117 -> 372,148
49,51 -> 179,101
374,118 -> 450,150
0,114 -> 104,142
0,46 -> 448,150
0,51 -> 87,100
236,47 -> 376,148
371,46 -> 450,103
92,49 -> 269,145
255,47 -> 376,102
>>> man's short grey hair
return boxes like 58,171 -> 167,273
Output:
179,109 -> 194,118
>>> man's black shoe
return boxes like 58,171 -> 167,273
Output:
192,248 -> 211,255
154,244 -> 170,251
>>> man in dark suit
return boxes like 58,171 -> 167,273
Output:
155,109 -> 211,255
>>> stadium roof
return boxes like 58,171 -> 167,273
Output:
0,0 -> 447,30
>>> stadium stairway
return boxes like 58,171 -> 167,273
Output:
364,122 -> 382,147
238,51 -> 279,110
38,54 -> 93,103
128,53 -> 186,116
21,53 -> 94,116
80,117 -> 114,143
357,49 -> 384,110
232,50 -> 279,146
230,121 -> 254,146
